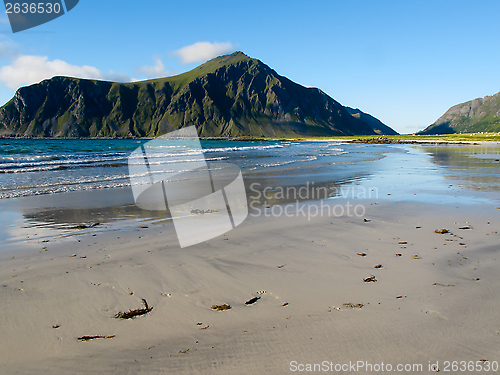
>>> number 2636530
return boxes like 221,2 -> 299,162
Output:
442,360 -> 498,372
5,2 -> 62,14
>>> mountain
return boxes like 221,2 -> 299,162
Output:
345,107 -> 398,135
0,52 -> 396,138
420,91 -> 500,134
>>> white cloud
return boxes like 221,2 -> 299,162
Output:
0,55 -> 129,89
173,41 -> 236,65
135,57 -> 175,80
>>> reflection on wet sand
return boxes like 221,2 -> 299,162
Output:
20,176 -> 370,232
23,204 -> 172,231
420,145 -> 500,192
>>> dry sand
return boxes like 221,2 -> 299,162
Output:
0,199 -> 499,374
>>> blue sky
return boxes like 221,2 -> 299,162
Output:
0,0 -> 499,134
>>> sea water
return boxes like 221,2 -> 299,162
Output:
0,139 -> 499,246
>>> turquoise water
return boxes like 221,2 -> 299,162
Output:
0,139 -> 387,199
1,139 -> 499,202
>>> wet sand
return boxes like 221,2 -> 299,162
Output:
0,197 -> 499,374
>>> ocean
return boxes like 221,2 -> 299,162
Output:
0,139 -> 385,199
0,139 -> 499,248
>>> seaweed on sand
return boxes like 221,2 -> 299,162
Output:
78,335 -> 115,341
114,298 -> 153,319
363,275 -> 377,282
434,229 -> 449,234
343,303 -> 364,308
211,304 -> 231,311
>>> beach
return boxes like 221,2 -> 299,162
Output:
1,141 -> 500,374
2,0 -> 500,372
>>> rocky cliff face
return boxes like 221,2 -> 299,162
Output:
420,91 -> 500,134
0,52 -> 394,138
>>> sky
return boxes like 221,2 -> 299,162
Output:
0,0 -> 499,134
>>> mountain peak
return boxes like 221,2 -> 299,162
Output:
215,51 -> 251,61
0,53 -> 396,138
227,51 -> 249,58
196,51 -> 260,71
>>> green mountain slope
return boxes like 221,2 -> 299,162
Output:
420,91 -> 500,134
0,52 -> 396,138
345,107 -> 398,135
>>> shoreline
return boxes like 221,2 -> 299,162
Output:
1,141 -> 499,248
2,135 -> 500,144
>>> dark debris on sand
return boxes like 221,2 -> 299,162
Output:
363,275 -> 377,282
71,222 -> 100,230
211,304 -> 231,311
78,335 -> 115,342
343,303 -> 364,309
245,296 -> 261,305
114,298 -> 153,319
434,229 -> 449,234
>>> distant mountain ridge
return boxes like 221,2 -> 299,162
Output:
345,107 -> 398,135
420,91 -> 500,134
0,52 -> 397,138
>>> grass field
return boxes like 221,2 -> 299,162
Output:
334,132 -> 500,142
3,132 -> 500,142
200,132 -> 500,142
